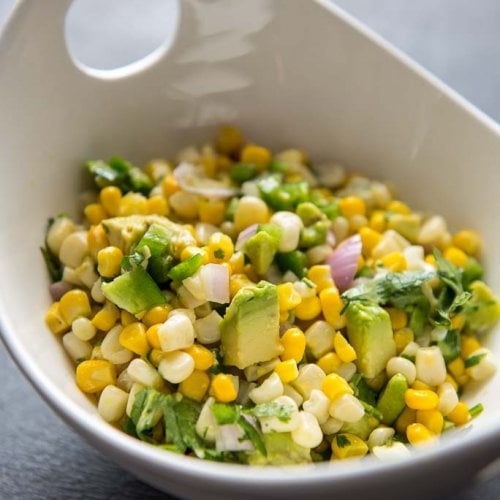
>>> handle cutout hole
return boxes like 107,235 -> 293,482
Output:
65,0 -> 178,73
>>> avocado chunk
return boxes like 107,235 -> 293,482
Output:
376,373 -> 408,425
220,281 -> 281,369
341,413 -> 379,440
102,215 -> 195,255
466,281 -> 500,333
345,302 -> 396,379
387,214 -> 421,242
244,231 -> 279,276
247,432 -> 311,465
101,266 -> 166,315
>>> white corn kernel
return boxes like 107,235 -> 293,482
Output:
47,217 -> 76,255
372,230 -> 410,259
371,182 -> 392,208
177,285 -> 206,309
329,393 -> 364,423
401,341 -> 419,360
241,180 -> 260,197
306,244 -> 333,265
372,442 -> 411,461
182,271 -> 206,301
386,357 -> 416,385
194,310 -> 222,344
74,257 -> 99,289
331,216 -> 349,243
466,348 -> 497,381
59,231 -> 89,268
403,245 -> 426,271
98,385 -> 128,423
234,196 -> 269,231
91,278 -> 106,303
415,346 -> 447,386
169,191 -> 199,219
270,211 -> 303,252
302,389 -> 330,424
196,397 -> 217,442
117,369 -> 134,392
320,417 -> 343,435
158,351 -> 194,383
292,364 -> 326,400
437,382 -> 459,416
195,223 -> 219,245
101,325 -> 133,365
305,320 -> 335,359
317,163 -> 346,188
62,332 -> 92,362
72,317 -> 96,341
259,396 -> 300,433
158,314 -> 195,352
248,373 -> 284,404
283,384 -> 304,407
418,215 -> 447,246
291,411 -> 323,449
169,308 -> 196,324
127,359 -> 163,389
293,280 -> 317,299
368,427 -> 395,449
335,362 -> 357,382
126,382 -> 145,417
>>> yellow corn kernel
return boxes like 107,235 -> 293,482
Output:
395,407 -> 416,435
97,246 -> 123,278
387,200 -> 411,215
121,310 -> 136,326
87,224 -> 109,259
198,199 -> 226,226
331,433 -> 368,460
387,308 -> 408,331
243,263 -> 260,283
359,227 -> 382,256
234,196 -> 270,231
76,360 -> 116,393
294,295 -> 322,321
424,254 -> 436,267
228,251 -> 245,275
45,302 -> 69,335
451,314 -> 466,330
118,193 -> 148,216
148,348 -> 164,367
229,274 -> 253,298
92,301 -> 120,331
180,246 -> 208,264
201,148 -> 217,178
277,282 -> 302,311
184,344 -> 214,371
444,374 -> 459,392
406,423 -> 436,445
161,174 -> 180,198
211,373 -> 238,402
447,357 -> 465,380
394,328 -> 414,354
179,370 -> 210,401
207,232 -> 234,263
446,402 -> 470,426
461,335 -> 481,360
333,332 -> 357,363
379,251 -> 407,272
274,359 -> 299,383
119,322 -> 149,356
404,389 -> 439,410
240,144 -> 272,170
142,305 -> 171,328
146,324 -> 162,350
444,246 -> 467,268
369,210 -> 386,232
59,289 -> 91,324
216,125 -> 244,155
412,380 -> 432,391
84,203 -> 107,225
317,352 -> 342,375
279,310 -> 290,323
452,229 -> 481,256
416,409 -> 444,435
146,195 -> 169,216
322,373 -> 354,400
280,327 -> 306,363
100,186 -> 122,216
319,287 -> 346,330
307,265 -> 335,292
339,196 -> 366,217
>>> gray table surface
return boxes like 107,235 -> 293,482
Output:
2,1 -> 500,498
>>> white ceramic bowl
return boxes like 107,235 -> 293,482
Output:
1,1 -> 500,498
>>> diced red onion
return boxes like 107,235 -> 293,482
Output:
49,281 -> 72,301
326,234 -> 362,292
174,162 -> 238,199
235,223 -> 258,251
215,424 -> 254,452
200,264 -> 230,304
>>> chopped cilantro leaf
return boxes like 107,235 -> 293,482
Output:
336,434 -> 351,448
464,353 -> 486,368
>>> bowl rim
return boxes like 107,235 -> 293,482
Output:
2,0 -> 500,490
